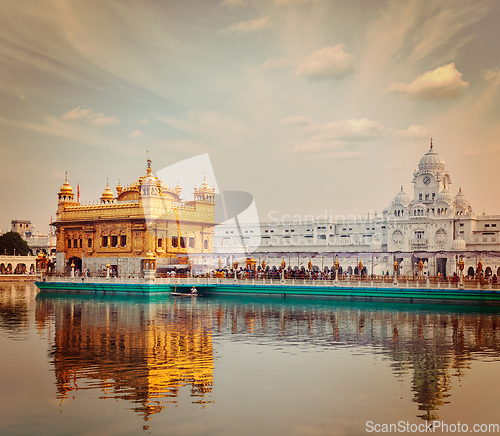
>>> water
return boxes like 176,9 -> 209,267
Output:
1,282 -> 500,435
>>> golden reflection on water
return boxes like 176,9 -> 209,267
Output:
3,283 -> 500,426
36,296 -> 214,421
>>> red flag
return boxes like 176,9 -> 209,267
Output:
77,184 -> 80,203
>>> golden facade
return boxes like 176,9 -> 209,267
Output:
53,159 -> 216,273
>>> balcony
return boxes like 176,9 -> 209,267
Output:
410,239 -> 428,250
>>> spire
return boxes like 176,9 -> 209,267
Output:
430,137 -> 433,149
146,158 -> 152,176
65,171 -> 68,182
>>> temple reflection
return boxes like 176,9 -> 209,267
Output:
35,295 -> 500,422
0,283 -> 38,337
37,296 -> 213,421
207,300 -> 500,421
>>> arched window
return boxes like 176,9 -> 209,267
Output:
204,239 -> 208,250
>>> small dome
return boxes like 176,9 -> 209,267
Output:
452,237 -> 466,251
394,186 -> 409,206
418,143 -> 445,172
59,173 -> 73,194
454,188 -> 470,209
101,180 -> 113,199
436,188 -> 453,203
197,173 -> 212,192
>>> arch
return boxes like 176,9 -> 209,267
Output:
497,267 -> 500,277
467,266 -> 474,277
15,263 -> 26,274
485,266 -> 492,277
347,266 -> 353,275
66,256 -> 82,274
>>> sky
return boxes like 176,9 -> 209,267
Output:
1,0 -> 499,233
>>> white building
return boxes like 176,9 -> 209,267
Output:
214,142 -> 500,277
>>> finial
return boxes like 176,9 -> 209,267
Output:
65,171 -> 68,182
106,178 -> 109,187
146,156 -> 152,176
204,172 -> 206,182
430,137 -> 433,148
401,185 -> 403,191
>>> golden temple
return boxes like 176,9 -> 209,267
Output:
52,159 -> 216,274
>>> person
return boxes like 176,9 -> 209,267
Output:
190,286 -> 198,294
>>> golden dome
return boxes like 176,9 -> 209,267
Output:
59,173 -> 73,194
101,179 -> 114,199
197,173 -> 213,192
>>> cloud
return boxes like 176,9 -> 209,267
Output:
129,130 -> 145,137
274,0 -> 323,4
297,118 -> 386,142
296,44 -> 354,80
160,110 -> 247,142
463,143 -> 500,157
385,63 -> 469,102
138,118 -> 148,124
284,116 -> 385,157
221,17 -> 271,34
289,139 -> 345,153
62,107 -> 121,128
220,0 -> 248,6
393,125 -> 429,140
281,116 -> 314,126
0,115 -> 134,155
262,56 -> 294,71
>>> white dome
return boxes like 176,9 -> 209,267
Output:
394,187 -> 410,206
436,188 -> 453,203
418,145 -> 445,172
452,237 -> 466,251
454,188 -> 470,209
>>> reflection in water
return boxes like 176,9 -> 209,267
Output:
26,293 -> 500,423
0,283 -> 38,338
36,295 -> 214,421
206,300 -> 500,421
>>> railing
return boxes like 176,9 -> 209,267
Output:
39,273 -> 500,291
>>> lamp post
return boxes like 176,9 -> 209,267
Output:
71,261 -> 75,279
233,260 -> 238,280
393,259 -> 398,286
334,257 -> 340,286
106,261 -> 110,280
458,255 -> 464,289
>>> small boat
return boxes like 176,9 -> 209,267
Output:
171,285 -> 198,297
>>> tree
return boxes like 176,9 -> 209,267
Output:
0,231 -> 30,256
